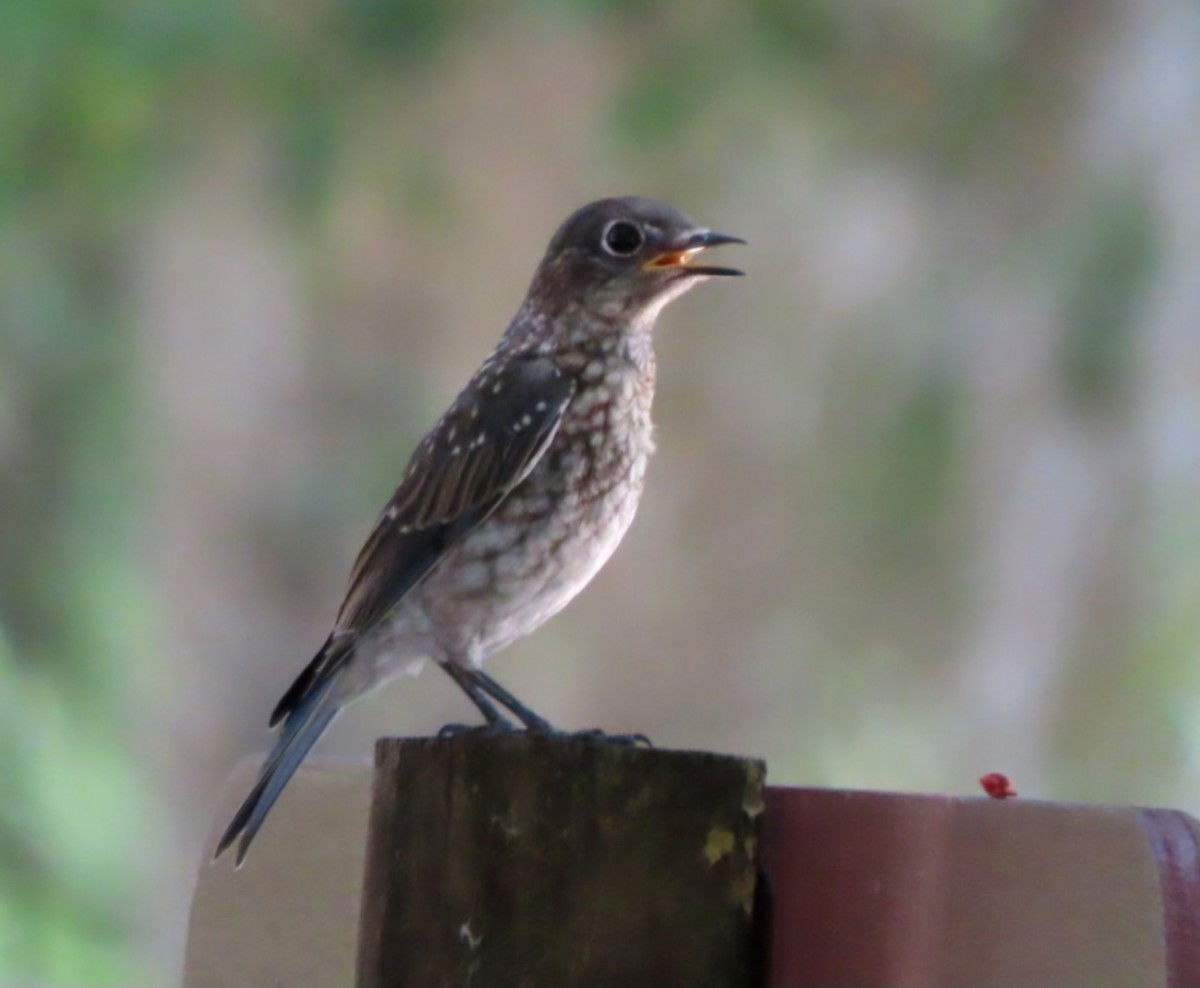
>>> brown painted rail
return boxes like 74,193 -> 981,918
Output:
762,787 -> 1200,987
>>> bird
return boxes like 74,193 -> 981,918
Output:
215,196 -> 744,865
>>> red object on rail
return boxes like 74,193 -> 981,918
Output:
979,772 -> 1017,799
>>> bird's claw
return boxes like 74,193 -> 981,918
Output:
438,721 -> 651,747
438,719 -> 517,738
549,727 -> 653,748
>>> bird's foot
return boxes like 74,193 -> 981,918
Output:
578,728 -> 653,747
438,718 -> 517,738
531,726 -> 653,748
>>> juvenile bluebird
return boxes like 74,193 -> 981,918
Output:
216,197 -> 744,864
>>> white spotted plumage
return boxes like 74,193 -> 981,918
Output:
216,196 -> 743,865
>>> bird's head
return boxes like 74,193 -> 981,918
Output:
528,197 -> 745,323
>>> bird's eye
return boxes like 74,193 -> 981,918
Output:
601,220 -> 643,257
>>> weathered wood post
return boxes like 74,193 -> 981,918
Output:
356,735 -> 766,988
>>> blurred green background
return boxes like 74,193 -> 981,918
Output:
4,0 -> 1200,983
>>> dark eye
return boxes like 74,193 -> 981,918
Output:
602,220 -> 643,257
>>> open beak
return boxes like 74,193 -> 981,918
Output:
642,229 -> 746,277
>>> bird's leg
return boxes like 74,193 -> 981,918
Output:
466,670 -> 651,746
438,662 -> 517,736
464,669 -> 558,734
444,665 -> 651,746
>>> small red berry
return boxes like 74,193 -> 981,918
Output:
980,772 -> 1017,799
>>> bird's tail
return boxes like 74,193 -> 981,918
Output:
214,676 -> 339,867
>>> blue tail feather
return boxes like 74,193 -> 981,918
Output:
215,682 -> 339,866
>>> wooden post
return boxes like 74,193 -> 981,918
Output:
356,735 -> 765,988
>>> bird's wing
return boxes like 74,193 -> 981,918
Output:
268,354 -> 574,728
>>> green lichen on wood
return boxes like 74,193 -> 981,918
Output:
358,735 -> 766,988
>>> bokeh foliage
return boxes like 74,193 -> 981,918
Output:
2,0 -> 1193,984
